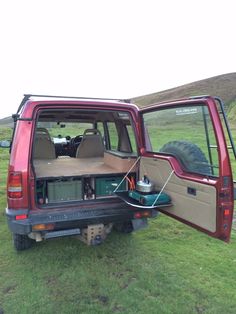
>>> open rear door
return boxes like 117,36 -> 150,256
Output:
139,96 -> 234,241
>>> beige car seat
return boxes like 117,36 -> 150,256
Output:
76,129 -> 104,158
34,128 -> 56,159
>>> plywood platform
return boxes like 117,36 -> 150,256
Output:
34,157 -> 123,178
34,152 -> 138,179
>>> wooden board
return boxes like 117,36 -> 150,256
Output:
34,157 -> 126,178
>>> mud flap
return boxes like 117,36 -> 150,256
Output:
132,218 -> 148,231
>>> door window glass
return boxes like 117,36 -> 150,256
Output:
143,105 -> 219,176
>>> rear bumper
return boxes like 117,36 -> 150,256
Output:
6,200 -> 157,236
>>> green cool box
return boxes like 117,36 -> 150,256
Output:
96,176 -> 126,197
128,190 -> 171,206
48,180 -> 82,203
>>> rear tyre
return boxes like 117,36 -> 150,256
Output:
160,140 -> 212,175
114,221 -> 134,234
13,233 -> 34,251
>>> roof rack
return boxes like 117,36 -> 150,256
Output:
16,94 -> 131,114
189,95 -> 210,99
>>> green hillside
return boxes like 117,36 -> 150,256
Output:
132,73 -> 236,108
228,101 -> 236,122
0,73 -> 236,128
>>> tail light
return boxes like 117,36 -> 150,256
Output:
16,214 -> 28,220
134,211 -> 151,219
218,176 -> 234,240
8,172 -> 23,198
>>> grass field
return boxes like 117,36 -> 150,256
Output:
1,125 -> 236,313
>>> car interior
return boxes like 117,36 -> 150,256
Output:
33,109 -> 138,205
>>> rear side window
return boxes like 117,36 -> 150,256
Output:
126,125 -> 137,152
107,122 -> 119,150
143,105 -> 219,176
106,121 -> 137,154
96,122 -> 104,138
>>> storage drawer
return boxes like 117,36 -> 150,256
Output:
48,180 -> 82,203
96,176 -> 126,197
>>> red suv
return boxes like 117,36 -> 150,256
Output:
6,94 -> 235,250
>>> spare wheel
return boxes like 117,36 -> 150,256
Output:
160,140 -> 212,175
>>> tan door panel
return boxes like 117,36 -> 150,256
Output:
140,157 -> 216,232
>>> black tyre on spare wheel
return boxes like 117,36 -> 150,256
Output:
13,233 -> 34,251
160,141 -> 212,175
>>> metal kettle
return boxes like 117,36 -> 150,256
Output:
136,175 -> 154,193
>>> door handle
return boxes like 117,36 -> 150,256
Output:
187,187 -> 196,196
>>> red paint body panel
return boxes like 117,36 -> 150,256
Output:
8,120 -> 34,209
